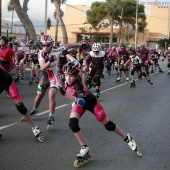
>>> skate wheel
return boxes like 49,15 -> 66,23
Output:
74,160 -> 80,168
0,134 -> 2,138
136,150 -> 142,157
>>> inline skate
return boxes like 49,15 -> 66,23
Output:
20,109 -> 38,121
126,133 -> 142,157
74,146 -> 91,168
114,77 -> 121,83
129,80 -> 136,87
32,125 -> 44,143
148,79 -> 153,85
28,78 -> 33,85
47,115 -> 54,131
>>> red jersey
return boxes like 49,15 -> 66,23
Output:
0,46 -> 14,72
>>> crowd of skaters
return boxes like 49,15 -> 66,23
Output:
0,34 -> 170,167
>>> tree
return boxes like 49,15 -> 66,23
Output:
86,0 -> 147,46
158,38 -> 170,50
10,0 -> 37,40
47,18 -> 52,30
51,0 -> 68,43
7,1 -> 14,33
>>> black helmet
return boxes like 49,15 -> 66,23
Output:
120,43 -> 126,48
12,42 -> 18,46
0,36 -> 9,43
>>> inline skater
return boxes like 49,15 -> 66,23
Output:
84,42 -> 110,98
21,35 -> 82,131
167,47 -> 170,75
150,48 -> 163,73
137,43 -> 150,78
0,36 -> 15,73
12,42 -> 26,82
115,44 -> 130,83
28,42 -> 41,85
0,65 -> 44,142
59,61 -> 142,168
125,49 -> 153,87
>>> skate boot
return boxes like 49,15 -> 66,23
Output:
47,115 -> 54,131
126,77 -> 129,83
74,146 -> 91,168
19,73 -> 24,81
20,109 -> 38,121
34,78 -> 39,85
129,80 -> 136,87
148,79 -> 153,85
0,133 -> 2,138
94,89 -> 100,99
125,133 -> 142,157
151,68 -> 154,73
114,77 -> 121,82
159,69 -> 164,73
138,73 -> 142,79
14,77 -> 20,83
167,72 -> 170,75
32,125 -> 44,143
28,78 -> 33,85
87,84 -> 92,89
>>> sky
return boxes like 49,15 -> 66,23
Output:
2,0 -> 105,23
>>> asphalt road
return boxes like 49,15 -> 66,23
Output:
0,59 -> 170,170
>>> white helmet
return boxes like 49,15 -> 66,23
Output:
168,47 -> 170,50
92,43 -> 101,52
40,35 -> 54,43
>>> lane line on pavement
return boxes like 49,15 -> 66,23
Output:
0,123 -> 18,130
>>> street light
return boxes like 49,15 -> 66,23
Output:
135,0 -> 138,49
44,0 -> 48,34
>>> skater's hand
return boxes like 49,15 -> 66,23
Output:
49,55 -> 55,62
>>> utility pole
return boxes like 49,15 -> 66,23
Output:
44,0 -> 48,34
135,0 -> 138,49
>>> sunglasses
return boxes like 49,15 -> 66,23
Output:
42,43 -> 51,48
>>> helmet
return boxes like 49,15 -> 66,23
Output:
63,62 -> 80,75
92,43 -> 101,52
82,36 -> 89,41
120,43 -> 126,48
0,36 -> 9,43
141,43 -> 145,47
40,35 -> 54,43
168,47 -> 170,50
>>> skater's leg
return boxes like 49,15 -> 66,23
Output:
69,111 -> 87,146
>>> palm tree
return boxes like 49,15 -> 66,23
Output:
7,1 -> 14,33
10,0 -> 37,40
51,0 -> 68,43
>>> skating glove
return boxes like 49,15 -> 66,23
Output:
75,97 -> 85,107
49,55 -> 55,62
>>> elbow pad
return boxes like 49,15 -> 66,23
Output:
75,97 -> 85,107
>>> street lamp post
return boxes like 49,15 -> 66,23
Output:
44,0 -> 48,34
135,0 -> 138,49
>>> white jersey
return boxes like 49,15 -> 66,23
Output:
38,46 -> 65,89
129,55 -> 141,65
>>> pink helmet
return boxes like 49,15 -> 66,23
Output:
40,35 -> 54,43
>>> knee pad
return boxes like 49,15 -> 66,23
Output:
105,121 -> 116,131
15,102 -> 27,115
69,118 -> 80,133
95,75 -> 101,86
